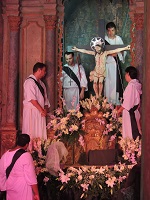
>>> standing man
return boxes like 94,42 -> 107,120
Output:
117,66 -> 142,139
105,22 -> 127,105
22,62 -> 50,140
62,52 -> 88,110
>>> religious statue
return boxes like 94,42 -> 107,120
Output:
72,37 -> 130,98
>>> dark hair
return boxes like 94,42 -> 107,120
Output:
33,62 -> 46,73
125,66 -> 138,79
16,134 -> 30,147
64,51 -> 74,57
95,44 -> 105,53
106,22 -> 116,30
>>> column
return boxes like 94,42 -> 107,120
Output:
44,15 -> 57,111
135,13 -> 144,83
141,0 -> 150,199
7,16 -> 21,127
1,16 -> 20,156
56,1 -> 64,108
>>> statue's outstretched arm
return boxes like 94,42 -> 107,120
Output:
72,46 -> 94,55
106,45 -> 130,56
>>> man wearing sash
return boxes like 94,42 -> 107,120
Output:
0,134 -> 39,200
105,22 -> 127,105
117,66 -> 142,139
62,52 -> 88,110
22,62 -> 50,140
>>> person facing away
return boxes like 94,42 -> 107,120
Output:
62,51 -> 88,110
22,62 -> 50,140
0,134 -> 40,200
117,66 -> 142,139
72,37 -> 130,99
105,22 -> 127,105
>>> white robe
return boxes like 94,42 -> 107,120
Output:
62,63 -> 88,110
104,35 -> 126,105
122,79 -> 142,139
22,74 -> 50,140
0,150 -> 37,200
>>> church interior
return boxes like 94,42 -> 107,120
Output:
0,0 -> 150,199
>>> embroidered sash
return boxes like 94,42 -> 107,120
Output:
63,66 -> 81,93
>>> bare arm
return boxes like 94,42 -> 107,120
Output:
80,87 -> 86,100
106,45 -> 130,56
72,46 -> 94,55
117,106 -> 125,117
30,99 -> 46,117
31,184 -> 40,200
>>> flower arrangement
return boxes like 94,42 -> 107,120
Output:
58,163 -> 133,199
47,106 -> 85,144
30,137 -> 141,200
30,138 -> 52,176
118,136 -> 141,164
80,96 -> 122,142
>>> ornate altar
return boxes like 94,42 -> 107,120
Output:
83,106 -> 116,154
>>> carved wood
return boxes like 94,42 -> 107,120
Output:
83,107 -> 116,154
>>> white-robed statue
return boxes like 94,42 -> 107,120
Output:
72,37 -> 130,98
45,141 -> 68,176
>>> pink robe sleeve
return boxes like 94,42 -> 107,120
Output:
0,155 -> 7,191
122,83 -> 138,111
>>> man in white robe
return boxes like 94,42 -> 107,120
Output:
22,62 -> 50,140
117,66 -> 142,139
105,22 -> 127,105
0,134 -> 39,200
62,52 -> 88,110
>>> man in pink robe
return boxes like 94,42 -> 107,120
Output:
0,134 -> 39,200
117,66 -> 142,139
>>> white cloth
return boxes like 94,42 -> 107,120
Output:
22,74 -> 50,140
104,35 -> 126,105
0,150 -> 37,200
122,79 -> 142,139
62,63 -> 88,110
46,141 -> 68,176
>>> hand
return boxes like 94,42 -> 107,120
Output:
72,46 -> 78,51
125,45 -> 130,50
34,194 -> 40,200
79,90 -> 84,100
117,110 -> 122,118
41,109 -> 47,117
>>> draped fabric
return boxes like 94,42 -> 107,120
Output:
104,35 -> 126,105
